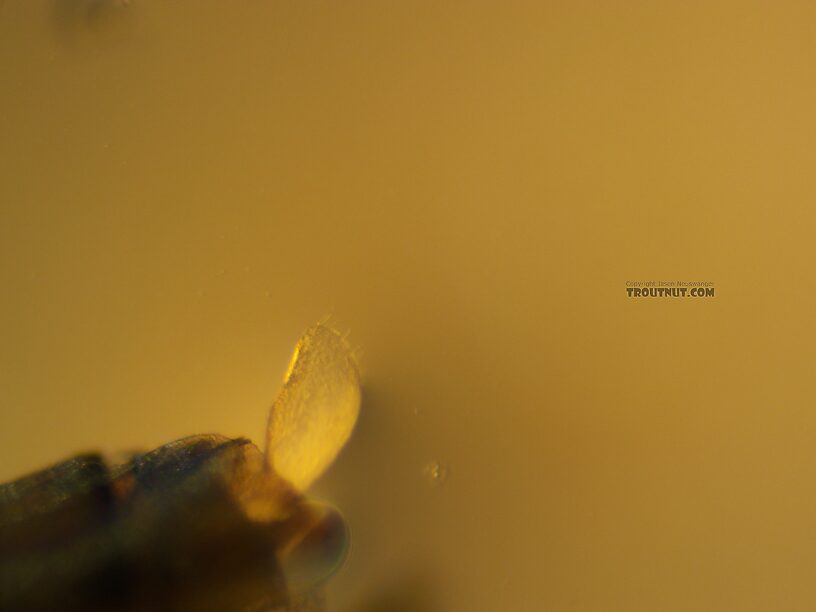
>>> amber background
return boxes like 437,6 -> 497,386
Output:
2,2 -> 815,610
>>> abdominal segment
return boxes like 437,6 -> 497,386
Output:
0,435 -> 307,611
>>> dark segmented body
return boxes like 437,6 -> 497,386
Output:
0,435 -> 316,611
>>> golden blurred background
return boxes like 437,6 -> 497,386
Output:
2,1 -> 815,610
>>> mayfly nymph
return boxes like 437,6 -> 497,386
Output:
0,323 -> 361,611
